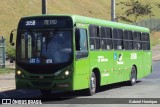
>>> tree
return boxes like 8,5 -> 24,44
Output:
117,0 -> 154,22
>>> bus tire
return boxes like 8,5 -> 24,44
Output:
129,66 -> 137,86
40,89 -> 52,96
88,72 -> 96,96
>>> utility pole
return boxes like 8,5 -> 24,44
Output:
42,0 -> 47,14
111,0 -> 116,21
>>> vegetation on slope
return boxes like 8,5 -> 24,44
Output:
0,0 -> 160,58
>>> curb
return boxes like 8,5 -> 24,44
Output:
0,86 -> 15,92
153,59 -> 160,61
152,57 -> 160,61
152,55 -> 160,58
152,55 -> 160,61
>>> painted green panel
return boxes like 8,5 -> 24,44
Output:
89,51 -> 114,86
73,56 -> 90,90
142,51 -> 152,77
73,23 -> 90,90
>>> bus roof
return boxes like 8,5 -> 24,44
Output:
22,14 -> 150,33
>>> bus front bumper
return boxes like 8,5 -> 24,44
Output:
15,76 -> 73,91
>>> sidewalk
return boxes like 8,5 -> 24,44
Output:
0,73 -> 15,92
0,60 -> 15,92
152,44 -> 160,61
0,44 -> 160,92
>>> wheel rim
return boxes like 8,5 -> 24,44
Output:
90,74 -> 96,93
131,68 -> 136,83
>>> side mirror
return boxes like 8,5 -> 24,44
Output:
10,31 -> 14,46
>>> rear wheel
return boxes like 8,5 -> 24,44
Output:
40,90 -> 52,96
88,72 -> 96,96
129,66 -> 137,86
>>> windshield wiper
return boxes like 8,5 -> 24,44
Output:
46,29 -> 59,51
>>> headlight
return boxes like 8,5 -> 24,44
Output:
65,71 -> 70,76
17,70 -> 22,75
61,70 -> 71,79
55,70 -> 71,79
16,70 -> 25,79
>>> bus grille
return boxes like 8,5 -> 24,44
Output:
31,82 -> 52,87
29,76 -> 54,79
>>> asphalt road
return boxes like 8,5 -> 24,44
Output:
0,61 -> 160,105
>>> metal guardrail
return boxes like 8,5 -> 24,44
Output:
133,19 -> 160,31
0,37 -> 6,67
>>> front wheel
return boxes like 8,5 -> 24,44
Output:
88,72 -> 96,96
129,66 -> 137,86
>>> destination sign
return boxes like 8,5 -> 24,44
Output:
26,20 -> 36,26
44,19 -> 57,25
18,16 -> 73,30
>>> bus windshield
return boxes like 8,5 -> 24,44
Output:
17,30 -> 72,65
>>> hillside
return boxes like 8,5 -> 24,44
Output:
1,0 -> 160,35
0,0 -> 160,57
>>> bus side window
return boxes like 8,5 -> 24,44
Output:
75,28 -> 88,59
89,25 -> 100,50
141,33 -> 150,50
124,30 -> 133,50
146,33 -> 150,50
113,29 -> 123,50
101,27 -> 112,50
133,32 -> 141,50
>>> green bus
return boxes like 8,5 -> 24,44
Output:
10,14 -> 152,96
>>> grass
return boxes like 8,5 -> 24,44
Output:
151,32 -> 160,46
0,68 -> 15,75
0,0 -> 160,57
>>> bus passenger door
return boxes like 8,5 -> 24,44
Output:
73,27 -> 90,90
